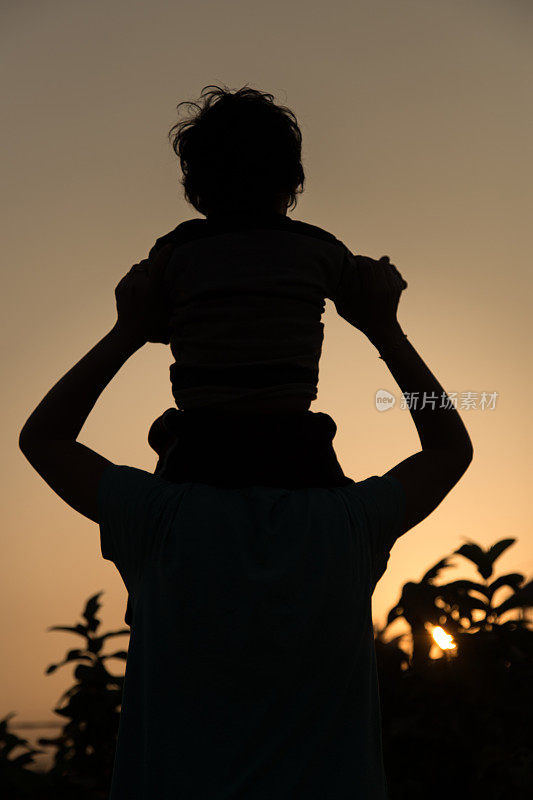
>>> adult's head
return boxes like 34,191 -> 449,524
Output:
167,84 -> 306,216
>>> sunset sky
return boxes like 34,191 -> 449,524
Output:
2,0 -> 531,765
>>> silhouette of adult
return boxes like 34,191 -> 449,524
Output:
19,85 -> 473,799
102,251 -> 473,799
20,247 -> 473,798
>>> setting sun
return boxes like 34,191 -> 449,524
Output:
430,625 -> 457,652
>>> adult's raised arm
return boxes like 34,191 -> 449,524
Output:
341,254 -> 473,537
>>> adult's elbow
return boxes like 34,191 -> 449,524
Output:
19,429 -> 30,455
452,440 -> 474,478
432,441 -> 474,485
19,426 -> 38,455
462,437 -> 474,467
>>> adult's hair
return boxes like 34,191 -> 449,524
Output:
167,84 -> 305,215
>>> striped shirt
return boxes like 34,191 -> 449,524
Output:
150,211 -> 362,410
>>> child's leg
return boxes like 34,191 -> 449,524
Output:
148,407 -> 351,488
148,408 -> 182,475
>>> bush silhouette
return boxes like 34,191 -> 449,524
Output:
2,539 -> 531,799
375,537 -> 533,798
35,592 -> 128,798
0,712 -> 59,798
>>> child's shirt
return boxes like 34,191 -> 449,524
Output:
150,211 -> 362,410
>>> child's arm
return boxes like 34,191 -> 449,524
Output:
329,245 -> 403,329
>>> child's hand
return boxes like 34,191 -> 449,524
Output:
353,255 -> 408,340
334,253 -> 407,338
114,243 -> 174,346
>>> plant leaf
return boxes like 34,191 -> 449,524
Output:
487,539 -> 516,565
101,628 -> 130,640
11,751 -> 41,766
494,580 -> 533,615
454,543 -> 492,579
421,558 -> 455,583
47,624 -> 89,638
486,573 -> 524,599
101,650 -> 128,661
0,713 -> 16,737
83,592 -> 103,632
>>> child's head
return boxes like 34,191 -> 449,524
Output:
167,84 -> 305,216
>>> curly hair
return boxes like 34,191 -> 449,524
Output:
167,84 -> 305,216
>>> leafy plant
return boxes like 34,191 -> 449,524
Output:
375,537 -> 533,799
0,712 -> 45,769
2,540 -> 532,799
0,712 -> 55,798
37,591 -> 129,798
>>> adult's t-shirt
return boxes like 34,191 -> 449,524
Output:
98,464 -> 405,799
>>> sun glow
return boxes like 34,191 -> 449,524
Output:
431,626 -> 457,651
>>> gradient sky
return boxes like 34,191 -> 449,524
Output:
2,0 -> 532,764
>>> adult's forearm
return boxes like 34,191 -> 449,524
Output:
368,321 -> 473,456
19,324 -> 143,445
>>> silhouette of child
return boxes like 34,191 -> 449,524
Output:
142,86 -> 392,476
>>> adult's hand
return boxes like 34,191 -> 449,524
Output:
342,254 -> 408,342
114,243 -> 174,346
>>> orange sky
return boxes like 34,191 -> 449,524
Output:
2,0 -> 532,766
